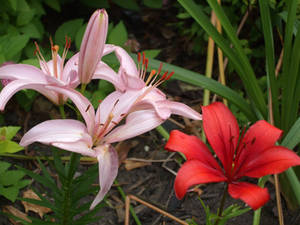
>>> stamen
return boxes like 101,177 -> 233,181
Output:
50,37 -> 59,79
34,42 -> 51,75
85,105 -> 91,112
145,69 -> 156,85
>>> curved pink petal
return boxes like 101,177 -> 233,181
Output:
202,102 -> 239,176
228,182 -> 269,210
42,55 -> 63,79
90,145 -> 118,209
62,53 -> 79,87
165,130 -> 222,170
53,141 -> 96,158
46,86 -> 95,134
103,109 -> 164,144
93,61 -> 125,91
0,80 -> 59,110
158,100 -> 202,120
20,119 -> 94,157
235,120 -> 283,170
174,160 -> 227,199
120,70 -> 145,91
235,146 -> 300,179
79,9 -> 108,84
0,64 -> 49,82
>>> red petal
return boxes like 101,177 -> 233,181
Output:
228,182 -> 269,210
202,102 -> 239,175
236,146 -> 300,178
235,120 -> 283,170
174,160 -> 226,199
165,130 -> 221,170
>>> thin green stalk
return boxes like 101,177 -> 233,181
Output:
80,83 -> 87,94
114,180 -> 142,225
59,105 -> 66,119
155,125 -> 170,140
214,184 -> 228,225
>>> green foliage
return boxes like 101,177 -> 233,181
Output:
108,21 -> 128,46
15,89 -> 38,112
0,161 -> 30,202
0,126 -> 23,154
15,150 -> 105,224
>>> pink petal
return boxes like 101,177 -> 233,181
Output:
228,182 -> 269,210
236,146 -> 300,179
53,141 -> 96,158
0,80 -> 59,110
235,120 -> 283,170
62,53 -> 79,87
0,64 -> 49,82
79,9 -> 108,84
90,145 -> 119,209
174,160 -> 227,199
46,86 -> 95,134
165,130 -> 222,170
103,109 -> 164,143
93,61 -> 125,91
158,100 -> 202,120
42,55 -> 63,79
202,102 -> 239,176
20,119 -> 90,145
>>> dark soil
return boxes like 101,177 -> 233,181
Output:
1,1 -> 300,225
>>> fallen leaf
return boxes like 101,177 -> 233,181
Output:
2,205 -> 31,224
124,159 -> 151,171
21,189 -> 52,218
115,141 -> 138,166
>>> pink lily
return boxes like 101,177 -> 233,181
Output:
78,9 -> 108,85
20,86 -> 166,209
0,38 -> 80,109
93,47 -> 202,120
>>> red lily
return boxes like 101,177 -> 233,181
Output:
165,102 -> 300,210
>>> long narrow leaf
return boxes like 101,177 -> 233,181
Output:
147,57 -> 257,121
192,0 -> 267,117
258,0 -> 280,126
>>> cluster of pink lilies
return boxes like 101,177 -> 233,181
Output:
1,9 -> 300,213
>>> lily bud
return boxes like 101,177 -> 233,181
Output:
79,9 -> 108,84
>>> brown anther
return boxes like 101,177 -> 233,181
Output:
98,99 -> 103,103
52,45 -> 59,52
145,58 -> 149,70
157,62 -> 163,75
85,105 -> 91,112
142,52 -> 146,65
161,71 -> 169,80
138,52 -> 141,63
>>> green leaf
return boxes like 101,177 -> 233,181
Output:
21,58 -> 40,67
178,0 -> 267,118
43,0 -> 61,12
16,89 -> 37,112
0,170 -> 25,186
0,34 -> 29,60
281,117 -> 300,150
16,0 -> 35,26
0,161 -> 11,174
143,49 -> 161,59
146,56 -> 257,121
112,0 -> 139,11
54,19 -> 84,47
0,126 -> 20,140
8,0 -> 18,11
143,0 -> 162,8
108,21 -> 128,46
79,0 -> 109,8
0,185 -> 19,202
0,140 -> 24,153
19,23 -> 41,39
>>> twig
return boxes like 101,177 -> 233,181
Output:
125,195 -> 188,225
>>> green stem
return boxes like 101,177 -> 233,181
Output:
59,105 -> 66,119
0,153 -> 95,162
214,184 -> 228,225
80,83 -> 87,95
114,180 -> 142,225
155,125 -> 170,140
62,153 -> 80,225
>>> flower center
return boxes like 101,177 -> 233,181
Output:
34,37 -> 71,80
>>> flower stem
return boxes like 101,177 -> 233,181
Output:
214,184 -> 228,225
80,83 -> 87,94
59,105 -> 66,119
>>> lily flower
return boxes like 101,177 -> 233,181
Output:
20,86 -> 166,209
78,9 -> 108,85
165,102 -> 300,210
0,37 -> 80,109
93,47 -> 202,120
